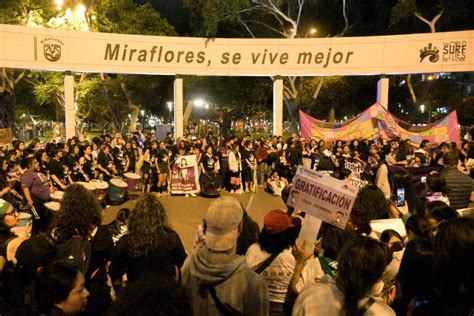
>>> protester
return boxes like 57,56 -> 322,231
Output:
35,261 -> 90,316
246,209 -> 300,315
109,194 -> 186,293
106,274 -> 192,316
292,236 -> 395,315
441,151 -> 473,209
181,196 -> 269,316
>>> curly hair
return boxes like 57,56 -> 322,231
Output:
128,193 -> 170,257
53,184 -> 102,243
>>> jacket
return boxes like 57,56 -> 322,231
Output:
181,243 -> 269,316
441,166 -> 473,210
228,151 -> 242,173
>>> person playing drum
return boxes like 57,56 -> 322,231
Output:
97,145 -> 115,181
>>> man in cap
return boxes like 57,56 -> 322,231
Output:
181,196 -> 269,315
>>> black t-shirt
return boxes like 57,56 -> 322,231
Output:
201,154 -> 217,172
48,159 -> 66,180
241,149 -> 255,169
123,149 -> 136,171
98,152 -> 113,171
157,149 -> 169,165
109,228 -> 186,284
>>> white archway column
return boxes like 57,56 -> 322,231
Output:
64,71 -> 75,139
174,76 -> 184,139
377,76 -> 389,109
273,77 -> 284,136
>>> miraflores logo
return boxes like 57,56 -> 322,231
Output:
41,37 -> 64,62
419,43 -> 439,63
442,41 -> 467,62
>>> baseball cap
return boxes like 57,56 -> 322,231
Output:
264,209 -> 297,234
0,199 -> 12,217
205,197 -> 243,251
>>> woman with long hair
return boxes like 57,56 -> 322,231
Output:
15,184 -> 112,315
293,236 -> 394,316
109,194 -> 186,293
35,261 -> 90,316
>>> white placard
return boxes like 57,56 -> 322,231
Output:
288,166 -> 359,229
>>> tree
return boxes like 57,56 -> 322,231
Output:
0,0 -> 57,129
184,76 -> 272,136
85,0 -> 177,132
183,0 -> 353,133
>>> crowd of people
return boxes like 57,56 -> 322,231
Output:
0,128 -> 473,315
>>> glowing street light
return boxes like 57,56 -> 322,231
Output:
54,0 -> 63,10
420,104 -> 425,113
194,99 -> 204,107
76,4 -> 86,16
167,101 -> 173,112
304,28 -> 318,38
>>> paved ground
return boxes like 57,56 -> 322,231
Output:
102,190 -> 287,252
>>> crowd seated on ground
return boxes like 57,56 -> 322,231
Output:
0,129 -> 473,315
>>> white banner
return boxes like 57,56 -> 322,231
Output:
288,166 -> 358,229
0,24 -> 473,76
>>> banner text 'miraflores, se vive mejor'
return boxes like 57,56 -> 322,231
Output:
104,43 -> 355,68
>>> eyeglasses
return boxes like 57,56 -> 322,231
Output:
5,209 -> 18,217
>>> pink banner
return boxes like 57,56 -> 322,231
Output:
300,104 -> 460,145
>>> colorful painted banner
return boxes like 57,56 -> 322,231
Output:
300,104 -> 461,145
170,155 -> 200,194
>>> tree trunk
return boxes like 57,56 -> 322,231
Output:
100,74 -> 122,133
219,115 -> 233,137
328,107 -> 336,123
183,100 -> 193,129
119,81 -> 140,133
283,97 -> 299,134
0,91 -> 15,129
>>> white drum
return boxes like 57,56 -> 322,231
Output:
50,190 -> 64,201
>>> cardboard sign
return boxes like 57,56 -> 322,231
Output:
288,166 -> 358,229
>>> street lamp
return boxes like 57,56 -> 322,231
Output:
305,28 -> 317,37
420,104 -> 425,113
194,99 -> 204,107
54,0 -> 63,10
76,4 -> 86,16
167,101 -> 173,112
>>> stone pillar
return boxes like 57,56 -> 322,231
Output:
64,71 -> 75,139
174,76 -> 184,139
273,78 -> 284,136
377,77 -> 389,109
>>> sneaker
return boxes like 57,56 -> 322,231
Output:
185,194 -> 190,197
191,193 -> 196,197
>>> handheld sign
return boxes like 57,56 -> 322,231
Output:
288,166 -> 359,230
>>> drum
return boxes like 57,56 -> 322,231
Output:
91,180 -> 109,203
108,178 -> 128,204
201,172 -> 221,197
124,172 -> 141,192
76,181 -> 96,192
50,190 -> 64,201
44,201 -> 61,213
18,212 -> 32,228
